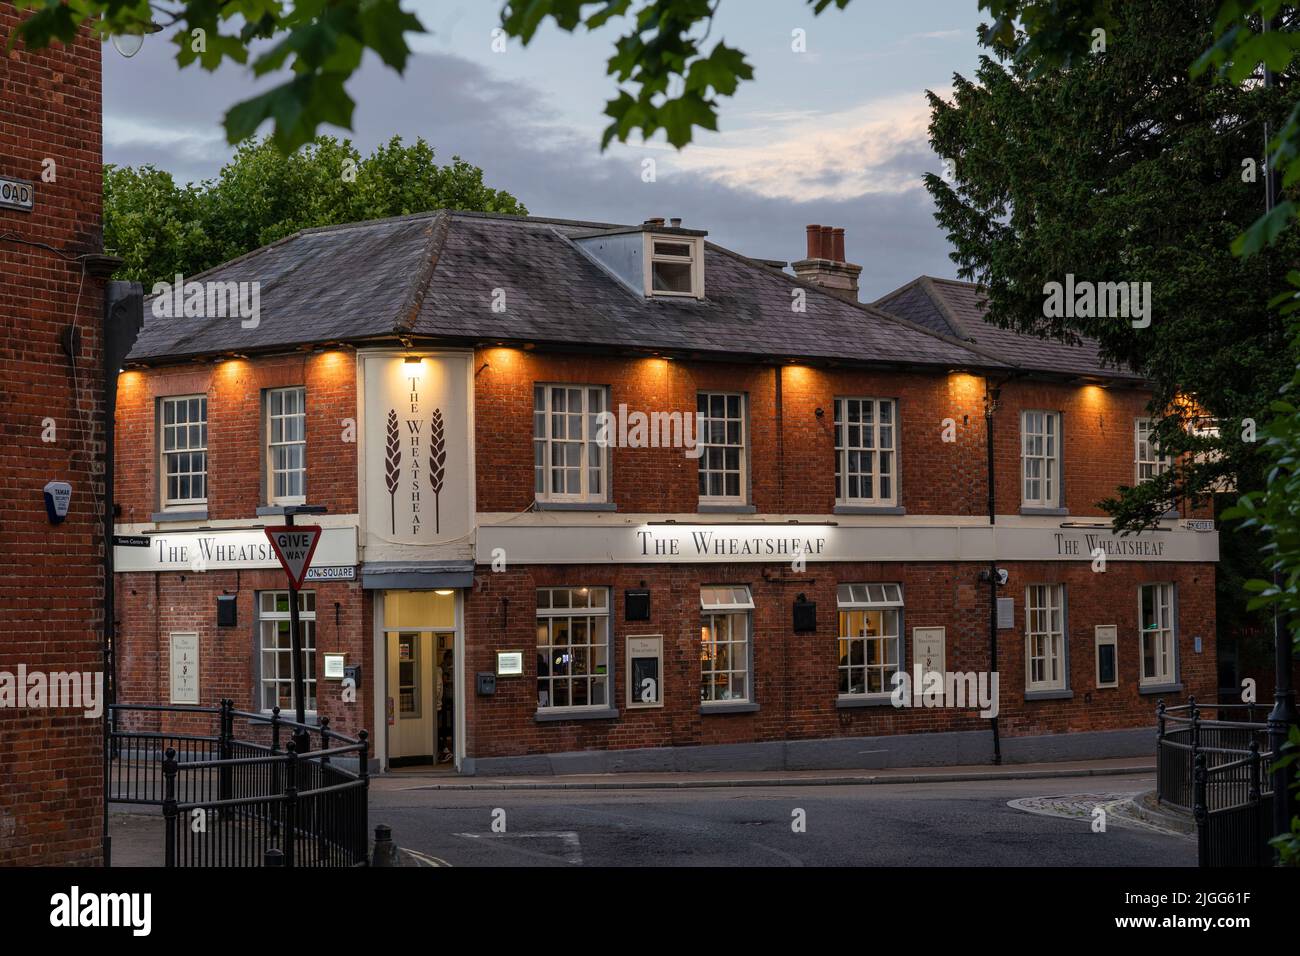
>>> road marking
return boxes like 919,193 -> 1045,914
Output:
751,842 -> 805,866
1007,792 -> 1191,837
402,847 -> 452,867
453,831 -> 584,865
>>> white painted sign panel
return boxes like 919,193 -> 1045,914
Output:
113,526 -> 356,573
475,521 -> 1218,565
360,352 -> 472,550
169,632 -> 199,704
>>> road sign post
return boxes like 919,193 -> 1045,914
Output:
264,512 -> 325,752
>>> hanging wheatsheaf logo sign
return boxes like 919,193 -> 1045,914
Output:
361,352 -> 471,548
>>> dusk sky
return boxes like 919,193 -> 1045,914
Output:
103,0 -> 989,299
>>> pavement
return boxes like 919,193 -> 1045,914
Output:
372,755 -> 1156,791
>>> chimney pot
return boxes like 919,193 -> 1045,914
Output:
669,217 -> 682,228
805,224 -> 821,259
793,223 -> 862,303
644,217 -> 666,227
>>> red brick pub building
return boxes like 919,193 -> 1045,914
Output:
113,212 -> 1219,774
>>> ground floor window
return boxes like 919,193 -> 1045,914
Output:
836,583 -> 903,696
700,585 -> 754,703
1025,584 -> 1066,692
1140,583 -> 1176,685
536,586 -> 610,709
257,590 -> 316,713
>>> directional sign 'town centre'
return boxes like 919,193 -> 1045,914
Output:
263,525 -> 323,589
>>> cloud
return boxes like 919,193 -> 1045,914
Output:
907,29 -> 964,41
655,89 -> 950,202
103,44 -> 958,299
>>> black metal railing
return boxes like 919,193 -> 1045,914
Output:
109,699 -> 369,867
1156,697 -> 1274,867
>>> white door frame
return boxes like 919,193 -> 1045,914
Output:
371,589 -> 466,771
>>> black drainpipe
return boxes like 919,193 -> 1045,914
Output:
984,379 -> 1002,765
101,280 -> 143,866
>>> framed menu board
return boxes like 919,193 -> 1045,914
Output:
627,635 -> 663,708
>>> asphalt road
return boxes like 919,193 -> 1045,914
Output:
370,772 -> 1196,867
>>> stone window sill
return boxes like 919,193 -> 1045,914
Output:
151,508 -> 209,523
836,695 -> 895,709
534,707 -> 619,723
1024,688 -> 1074,701
700,701 -> 759,714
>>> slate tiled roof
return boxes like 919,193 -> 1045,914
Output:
874,276 -> 1144,382
126,210 -> 1006,372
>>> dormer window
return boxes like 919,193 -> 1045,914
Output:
647,236 -> 703,298
573,221 -> 707,300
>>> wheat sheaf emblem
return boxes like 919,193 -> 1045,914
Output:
429,408 -> 446,535
384,408 -> 401,535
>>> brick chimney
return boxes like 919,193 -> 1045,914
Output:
792,224 -> 862,302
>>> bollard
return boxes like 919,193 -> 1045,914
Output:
371,824 -> 400,867
264,847 -> 284,867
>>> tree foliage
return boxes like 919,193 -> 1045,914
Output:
104,135 -> 527,285
925,0 -> 1299,532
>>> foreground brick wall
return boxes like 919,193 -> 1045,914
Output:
0,10 -> 106,865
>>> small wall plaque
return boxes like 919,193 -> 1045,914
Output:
323,653 -> 346,680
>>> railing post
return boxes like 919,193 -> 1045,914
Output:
218,698 -> 233,805
284,743 -> 298,869
1155,700 -> 1166,803
1193,752 -> 1208,868
162,747 -> 178,868
358,730 -> 370,865
270,705 -> 282,754
1247,740 -> 1263,867
319,716 -> 331,766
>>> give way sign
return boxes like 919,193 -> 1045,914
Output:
263,525 -> 323,589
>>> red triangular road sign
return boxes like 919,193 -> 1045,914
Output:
264,525 -> 323,589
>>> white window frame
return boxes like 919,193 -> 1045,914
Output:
1094,624 -> 1119,689
1134,418 -> 1171,485
697,391 -> 747,504
533,385 -> 610,504
644,234 -> 704,299
1025,583 -> 1066,692
700,586 -> 754,704
267,386 -> 307,505
1139,583 -> 1176,686
257,590 -> 317,715
836,584 -> 904,699
535,586 -> 611,711
834,397 -> 898,506
1189,417 -> 1234,493
160,394 -> 208,508
1021,410 -> 1061,508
